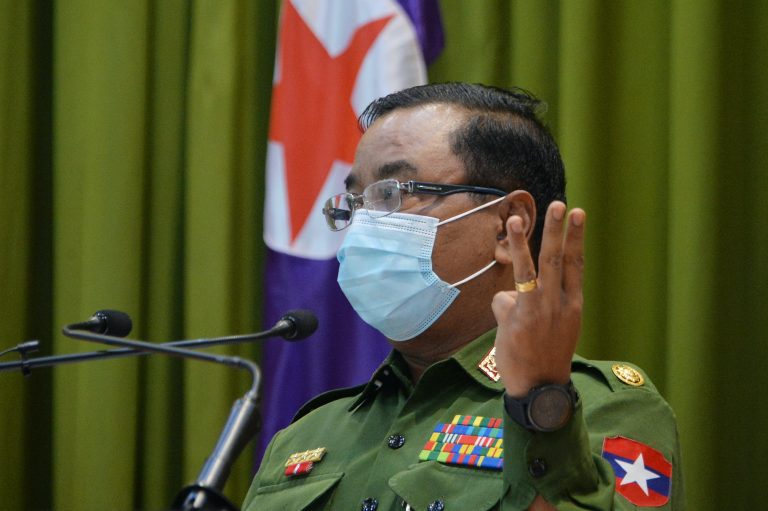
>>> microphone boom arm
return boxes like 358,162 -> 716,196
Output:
0,326 -> 285,375
62,327 -> 261,393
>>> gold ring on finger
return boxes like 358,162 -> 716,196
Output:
514,279 -> 538,293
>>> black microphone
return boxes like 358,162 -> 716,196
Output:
0,340 -> 40,358
274,309 -> 318,340
0,340 -> 40,375
65,309 -> 133,337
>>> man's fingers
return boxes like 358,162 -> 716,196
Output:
537,201 -> 566,297
492,290 -> 518,317
502,203 -> 582,303
506,215 -> 537,287
562,209 -> 586,297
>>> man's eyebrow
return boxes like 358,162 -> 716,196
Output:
344,160 -> 418,191
344,174 -> 359,191
377,160 -> 417,180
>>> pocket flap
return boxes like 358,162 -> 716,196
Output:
389,462 -> 506,511
248,472 -> 344,511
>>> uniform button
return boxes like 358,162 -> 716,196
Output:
387,434 -> 406,449
361,497 -> 378,511
427,499 -> 445,511
528,458 -> 547,478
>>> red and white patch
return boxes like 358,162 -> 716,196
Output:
602,436 -> 672,507
284,461 -> 314,477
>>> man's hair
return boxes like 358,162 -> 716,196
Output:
358,82 -> 566,260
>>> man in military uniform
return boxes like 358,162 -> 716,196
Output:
243,83 -> 684,510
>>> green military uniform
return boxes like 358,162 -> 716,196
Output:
243,330 -> 684,510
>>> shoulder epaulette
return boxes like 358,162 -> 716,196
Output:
572,355 -> 657,393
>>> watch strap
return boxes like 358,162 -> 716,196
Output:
503,380 -> 577,432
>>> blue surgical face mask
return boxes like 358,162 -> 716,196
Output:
336,196 -> 504,341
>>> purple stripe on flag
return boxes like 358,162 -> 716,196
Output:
396,0 -> 445,64
256,248 -> 390,461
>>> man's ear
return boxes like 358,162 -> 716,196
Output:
494,190 -> 536,265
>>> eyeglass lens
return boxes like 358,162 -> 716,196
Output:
362,179 -> 401,217
322,180 -> 402,231
322,194 -> 355,231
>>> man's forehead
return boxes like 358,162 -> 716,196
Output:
345,103 -> 469,191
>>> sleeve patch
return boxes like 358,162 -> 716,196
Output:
602,436 -> 672,507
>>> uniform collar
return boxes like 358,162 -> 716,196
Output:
449,328 -> 506,392
347,329 -> 504,412
346,350 -> 411,412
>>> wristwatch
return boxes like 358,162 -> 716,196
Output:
504,381 -> 578,432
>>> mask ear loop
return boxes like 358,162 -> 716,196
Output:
437,195 -> 506,288
449,260 -> 497,288
436,195 -> 506,226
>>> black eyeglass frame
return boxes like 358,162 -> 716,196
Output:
398,180 -> 507,198
322,179 -> 508,231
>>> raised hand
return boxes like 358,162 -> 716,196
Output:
491,201 -> 586,397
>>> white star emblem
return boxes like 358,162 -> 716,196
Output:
615,453 -> 660,495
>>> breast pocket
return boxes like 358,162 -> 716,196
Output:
244,472 -> 344,511
389,462 -> 508,511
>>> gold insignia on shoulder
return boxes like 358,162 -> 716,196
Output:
611,364 -> 645,387
478,347 -> 501,382
285,447 -> 327,467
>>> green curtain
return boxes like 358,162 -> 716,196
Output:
2,1 -> 278,509
1,1 -> 766,509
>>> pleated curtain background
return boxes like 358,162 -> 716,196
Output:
1,1 -> 766,510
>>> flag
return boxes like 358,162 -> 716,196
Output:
258,0 -> 444,462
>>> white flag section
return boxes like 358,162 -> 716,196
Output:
264,0 -> 427,260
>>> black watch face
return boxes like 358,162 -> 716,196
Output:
529,386 -> 573,431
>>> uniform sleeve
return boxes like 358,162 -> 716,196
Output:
501,376 -> 685,510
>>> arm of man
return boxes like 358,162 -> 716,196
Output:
501,358 -> 683,509
493,202 -> 683,509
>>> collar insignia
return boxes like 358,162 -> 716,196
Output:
478,347 -> 500,382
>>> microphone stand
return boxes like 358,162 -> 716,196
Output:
61,327 -> 263,511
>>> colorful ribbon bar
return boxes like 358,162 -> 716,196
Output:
419,415 -> 504,471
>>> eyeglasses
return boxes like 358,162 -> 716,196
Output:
321,179 -> 507,231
